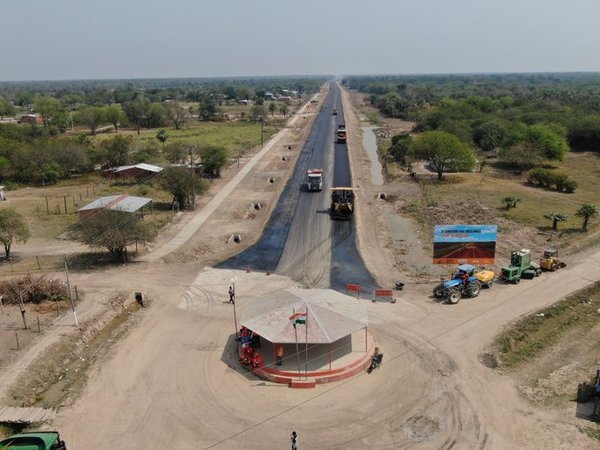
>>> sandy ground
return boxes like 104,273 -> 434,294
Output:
1,84 -> 599,449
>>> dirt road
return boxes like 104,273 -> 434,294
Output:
49,86 -> 600,449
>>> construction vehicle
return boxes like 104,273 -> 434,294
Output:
500,249 -> 541,283
0,431 -> 67,449
332,108 -> 337,115
330,187 -> 356,220
433,264 -> 495,304
539,248 -> 567,271
336,124 -> 347,144
304,168 -> 323,192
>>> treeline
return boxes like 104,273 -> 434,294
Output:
343,73 -> 600,152
0,76 -> 325,109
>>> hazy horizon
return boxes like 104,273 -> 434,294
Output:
2,0 -> 599,82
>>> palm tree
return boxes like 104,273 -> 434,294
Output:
268,102 -> 277,116
544,212 -> 568,231
575,203 -> 598,230
502,196 -> 521,210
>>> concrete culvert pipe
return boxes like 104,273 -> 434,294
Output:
233,234 -> 241,244
282,155 -> 287,161
377,192 -> 387,200
254,203 -> 262,211
269,177 -> 276,184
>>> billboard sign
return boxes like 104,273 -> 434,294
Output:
433,225 -> 497,264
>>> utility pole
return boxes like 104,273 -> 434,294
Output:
232,282 -> 238,339
18,291 -> 27,329
189,151 -> 195,211
260,117 -> 264,147
64,258 -> 78,326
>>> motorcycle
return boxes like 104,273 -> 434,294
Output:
367,352 -> 383,374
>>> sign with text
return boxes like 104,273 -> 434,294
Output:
433,225 -> 497,264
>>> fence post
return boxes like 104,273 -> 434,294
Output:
36,256 -> 41,270
15,332 -> 19,350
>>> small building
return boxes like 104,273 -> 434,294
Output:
19,114 -> 42,124
277,96 -> 292,102
104,163 -> 163,181
77,194 -> 152,220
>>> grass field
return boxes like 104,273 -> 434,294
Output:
495,282 -> 600,368
413,151 -> 600,247
92,121 -> 279,155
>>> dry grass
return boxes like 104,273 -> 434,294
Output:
412,152 -> 600,251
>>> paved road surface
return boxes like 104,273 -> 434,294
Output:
220,83 -> 375,291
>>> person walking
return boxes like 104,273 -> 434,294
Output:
290,431 -> 298,450
228,286 -> 235,304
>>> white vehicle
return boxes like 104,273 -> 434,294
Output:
305,168 -> 323,192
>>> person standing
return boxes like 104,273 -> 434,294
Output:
228,286 -> 235,304
290,431 -> 298,450
276,344 -> 284,366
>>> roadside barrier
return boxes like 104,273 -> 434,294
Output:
346,284 -> 361,298
373,289 -> 395,303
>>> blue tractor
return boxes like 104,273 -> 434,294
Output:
433,264 -> 483,304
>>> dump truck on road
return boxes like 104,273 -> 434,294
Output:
305,168 -> 323,192
336,124 -> 347,144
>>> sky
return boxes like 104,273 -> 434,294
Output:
1,0 -> 600,81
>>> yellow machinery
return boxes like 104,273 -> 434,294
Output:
539,249 -> 567,271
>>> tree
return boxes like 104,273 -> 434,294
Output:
78,106 -> 105,135
105,104 -> 125,132
166,101 -> 188,130
160,166 -> 208,209
0,96 -> 15,119
156,129 -> 169,148
34,96 -> 63,127
76,210 -> 152,262
544,212 -> 568,231
163,141 -> 187,163
575,204 -> 598,230
474,120 -> 507,153
499,142 -> 541,173
502,124 -> 569,167
388,133 -> 413,165
410,130 -> 476,180
0,209 -> 30,258
279,102 -> 289,117
199,145 -> 230,177
123,97 -> 151,134
250,105 -> 266,122
268,102 -> 277,116
101,135 -> 132,168
198,98 -> 218,121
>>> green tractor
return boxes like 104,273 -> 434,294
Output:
500,249 -> 541,284
0,431 -> 66,449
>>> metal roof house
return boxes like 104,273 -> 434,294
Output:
77,194 -> 152,220
104,163 -> 163,181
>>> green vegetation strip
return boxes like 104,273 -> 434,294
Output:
495,282 -> 600,368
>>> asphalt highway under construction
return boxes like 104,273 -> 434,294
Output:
219,83 -> 376,292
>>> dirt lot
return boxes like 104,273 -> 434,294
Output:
1,85 -> 599,448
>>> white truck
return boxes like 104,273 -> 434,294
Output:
305,168 -> 323,192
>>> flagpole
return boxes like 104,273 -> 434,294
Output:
304,308 -> 309,380
293,308 -> 301,379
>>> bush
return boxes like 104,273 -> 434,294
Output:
563,179 -> 578,193
528,167 -> 552,187
527,168 -> 577,193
